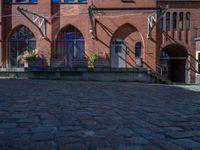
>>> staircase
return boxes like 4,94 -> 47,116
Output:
0,66 -> 171,84
148,70 -> 171,84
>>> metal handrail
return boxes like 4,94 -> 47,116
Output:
156,64 -> 163,78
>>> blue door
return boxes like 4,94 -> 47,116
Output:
56,26 -> 85,67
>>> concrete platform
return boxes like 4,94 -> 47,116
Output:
0,67 -> 157,83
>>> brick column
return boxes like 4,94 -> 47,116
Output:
38,0 -> 52,66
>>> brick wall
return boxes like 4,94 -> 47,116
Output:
157,1 -> 200,83
1,0 -> 200,83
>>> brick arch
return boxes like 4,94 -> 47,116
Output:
161,43 -> 188,57
110,23 -> 145,54
6,25 -> 37,68
54,24 -> 85,41
6,24 -> 37,42
160,43 -> 189,83
111,23 -> 138,41
160,41 -> 190,55
110,23 -> 145,68
53,24 -> 85,67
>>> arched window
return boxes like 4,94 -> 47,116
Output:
173,12 -> 177,30
135,42 -> 142,58
166,12 -> 170,30
179,12 -> 184,30
159,17 -> 164,30
8,26 -> 36,67
55,25 -> 85,66
186,12 -> 190,31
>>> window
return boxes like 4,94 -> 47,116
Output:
30,0 -> 37,2
159,17 -> 164,30
166,12 -> 170,30
15,0 -> 26,2
4,0 -> 12,3
135,42 -> 142,58
8,26 -> 36,67
52,0 -> 87,3
4,0 -> 38,3
52,0 -> 60,2
55,25 -> 85,60
179,12 -> 184,30
115,46 -> 122,53
197,52 -> 200,73
186,12 -> 190,31
173,12 -> 177,30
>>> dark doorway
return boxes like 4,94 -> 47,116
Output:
160,44 -> 188,83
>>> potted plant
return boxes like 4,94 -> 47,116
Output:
17,49 -> 43,68
87,54 -> 98,69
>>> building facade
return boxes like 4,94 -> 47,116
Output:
0,0 -> 200,83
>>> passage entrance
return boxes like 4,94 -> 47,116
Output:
160,44 -> 188,83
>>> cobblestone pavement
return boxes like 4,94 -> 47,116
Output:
0,79 -> 200,150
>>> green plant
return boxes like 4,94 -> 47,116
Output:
87,54 -> 98,68
17,49 -> 41,65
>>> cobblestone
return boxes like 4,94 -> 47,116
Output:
0,79 -> 200,149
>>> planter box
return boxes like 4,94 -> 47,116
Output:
50,59 -> 66,68
25,60 -> 44,68
94,60 -> 110,68
72,60 -> 87,68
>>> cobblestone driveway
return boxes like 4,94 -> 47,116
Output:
0,79 -> 200,150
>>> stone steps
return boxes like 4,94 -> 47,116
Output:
0,67 -> 170,84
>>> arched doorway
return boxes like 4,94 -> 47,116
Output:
55,25 -> 85,67
110,23 -> 143,68
111,39 -> 126,68
8,26 -> 36,68
160,44 -> 188,83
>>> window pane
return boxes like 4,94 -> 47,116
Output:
159,17 -> 164,29
8,26 -> 36,67
135,42 -> 142,57
55,26 -> 85,61
179,12 -> 184,30
186,12 -> 190,31
166,12 -> 170,30
173,12 -> 177,29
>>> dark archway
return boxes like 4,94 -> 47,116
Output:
55,25 -> 85,67
8,25 -> 36,68
160,44 -> 188,83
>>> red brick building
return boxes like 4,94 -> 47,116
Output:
0,0 -> 200,83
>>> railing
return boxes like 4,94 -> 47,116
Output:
0,68 -> 25,72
